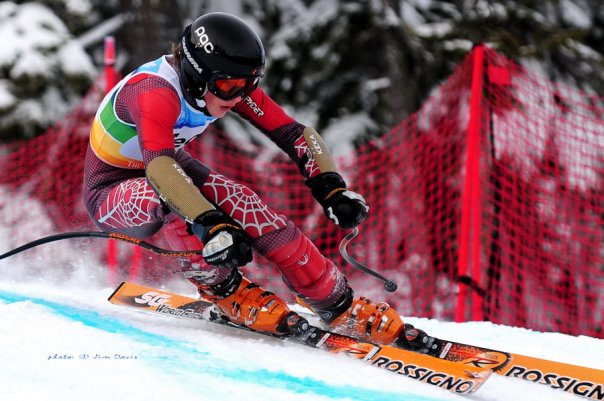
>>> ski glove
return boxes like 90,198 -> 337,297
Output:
191,210 -> 253,269
306,172 -> 369,229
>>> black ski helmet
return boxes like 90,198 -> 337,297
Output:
180,12 -> 265,100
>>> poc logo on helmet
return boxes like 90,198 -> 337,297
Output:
193,26 -> 214,53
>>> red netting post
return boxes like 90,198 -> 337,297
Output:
104,36 -> 118,91
456,45 -> 486,322
103,36 -> 143,282
104,36 -> 120,283
127,244 -> 143,281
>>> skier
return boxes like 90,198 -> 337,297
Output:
84,12 -> 432,349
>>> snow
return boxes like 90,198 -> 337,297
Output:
10,50 -> 53,79
0,2 -> 70,71
560,0 -> 592,29
75,14 -> 127,49
64,0 -> 93,17
58,41 -> 97,76
0,249 -> 602,401
322,114 -> 377,157
415,22 -> 453,38
402,2 -> 425,27
0,80 -> 16,110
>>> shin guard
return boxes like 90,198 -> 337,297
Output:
263,226 -> 345,307
161,216 -> 233,285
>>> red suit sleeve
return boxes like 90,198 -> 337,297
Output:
119,73 -> 181,164
233,88 -> 314,176
232,87 -> 296,131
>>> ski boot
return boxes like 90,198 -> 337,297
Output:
310,286 -> 406,344
395,323 -> 441,356
194,268 -> 309,336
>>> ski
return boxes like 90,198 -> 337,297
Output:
280,297 -> 603,399
433,336 -> 604,400
108,281 -> 491,395
294,306 -> 603,400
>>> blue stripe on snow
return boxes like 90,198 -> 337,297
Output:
0,290 -> 445,401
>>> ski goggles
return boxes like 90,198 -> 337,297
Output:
208,76 -> 260,100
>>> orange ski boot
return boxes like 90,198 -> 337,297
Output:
194,268 -> 309,336
308,286 -> 405,344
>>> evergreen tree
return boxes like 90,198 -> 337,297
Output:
0,1 -> 96,141
1,0 -> 602,144
254,0 -> 604,143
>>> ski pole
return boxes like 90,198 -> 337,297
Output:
0,231 -> 203,261
4,229 -> 396,294
339,228 -> 398,292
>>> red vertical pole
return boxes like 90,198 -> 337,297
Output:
103,36 -> 142,282
128,246 -> 142,281
104,36 -> 119,284
456,45 -> 485,322
104,36 -> 118,91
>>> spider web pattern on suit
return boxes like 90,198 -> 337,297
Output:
294,136 -> 320,177
202,173 -> 287,238
96,178 -> 161,229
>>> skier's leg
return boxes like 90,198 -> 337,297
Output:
93,176 -> 304,334
96,172 -> 416,344
193,172 -> 412,343
160,216 -> 307,335
255,221 -> 408,344
261,225 -> 437,351
93,177 -> 166,237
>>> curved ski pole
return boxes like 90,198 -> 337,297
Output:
0,231 -> 204,261
339,228 -> 398,292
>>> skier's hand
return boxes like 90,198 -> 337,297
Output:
191,210 -> 253,268
323,189 -> 369,228
306,172 -> 369,229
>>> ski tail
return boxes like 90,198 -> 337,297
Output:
108,281 -> 213,320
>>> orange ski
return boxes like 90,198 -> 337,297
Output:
109,281 -> 491,395
437,337 -> 604,400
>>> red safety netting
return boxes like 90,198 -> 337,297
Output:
0,45 -> 601,337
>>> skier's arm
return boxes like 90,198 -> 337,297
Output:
122,75 -> 251,267
120,74 -> 216,222
233,88 -> 368,228
232,88 -> 338,179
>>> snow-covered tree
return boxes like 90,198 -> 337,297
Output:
412,0 -> 604,95
1,0 -> 602,146
191,0 -> 604,146
0,1 -> 96,141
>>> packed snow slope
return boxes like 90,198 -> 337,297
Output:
0,256 -> 602,401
